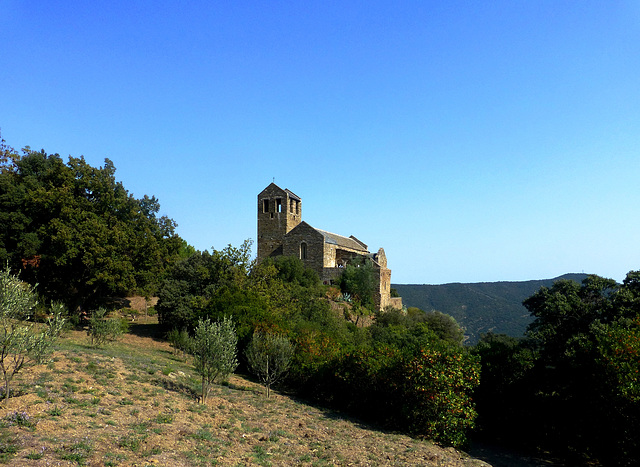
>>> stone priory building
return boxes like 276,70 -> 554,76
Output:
257,183 -> 402,311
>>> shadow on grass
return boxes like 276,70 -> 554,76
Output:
221,380 -> 262,394
128,321 -> 165,341
152,376 -> 199,401
283,389 -> 405,436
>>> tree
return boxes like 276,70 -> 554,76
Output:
166,327 -> 191,360
87,308 -> 126,347
0,132 -> 19,173
471,333 -> 536,442
157,240 -> 257,331
338,256 -> 377,309
0,267 -> 64,401
402,343 -> 480,448
474,273 -> 640,464
245,331 -> 294,397
524,276 -> 619,361
423,310 -> 465,345
0,145 -> 183,310
263,255 -> 320,288
192,317 -> 238,404
371,307 -> 464,349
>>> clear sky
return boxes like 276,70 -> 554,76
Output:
2,1 -> 639,284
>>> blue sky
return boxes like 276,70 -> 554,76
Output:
2,1 -> 640,284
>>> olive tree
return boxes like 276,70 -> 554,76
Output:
245,331 -> 294,398
166,327 -> 191,360
192,317 -> 238,404
87,308 -> 126,347
0,267 -> 64,401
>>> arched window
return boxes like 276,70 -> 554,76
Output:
300,242 -> 307,260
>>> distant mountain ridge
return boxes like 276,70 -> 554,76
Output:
392,273 -> 588,344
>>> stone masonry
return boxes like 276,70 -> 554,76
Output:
257,183 -> 402,311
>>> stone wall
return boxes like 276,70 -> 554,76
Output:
256,183 -> 403,312
321,267 -> 344,285
257,183 -> 301,262
282,222 -> 325,274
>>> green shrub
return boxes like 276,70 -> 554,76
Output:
167,328 -> 191,357
245,331 -> 294,397
0,268 -> 65,401
87,308 -> 125,347
303,341 -> 479,448
401,345 -> 480,447
192,317 -> 238,403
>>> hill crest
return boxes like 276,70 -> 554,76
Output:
393,273 -> 589,344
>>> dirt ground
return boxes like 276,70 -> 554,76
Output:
1,319 -> 491,466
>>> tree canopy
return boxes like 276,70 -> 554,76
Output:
337,256 -> 377,309
473,272 -> 640,465
157,246 -> 478,448
0,138 -> 183,310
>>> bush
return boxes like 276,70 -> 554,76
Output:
0,267 -> 65,401
325,342 -> 479,448
245,331 -> 294,397
192,317 -> 238,403
167,328 -> 191,358
401,345 -> 480,447
87,308 -> 125,347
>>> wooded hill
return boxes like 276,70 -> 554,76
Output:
393,273 -> 588,343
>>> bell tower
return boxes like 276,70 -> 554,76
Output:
257,183 -> 301,263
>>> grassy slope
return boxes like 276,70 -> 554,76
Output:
393,274 -> 588,344
0,318 -> 488,467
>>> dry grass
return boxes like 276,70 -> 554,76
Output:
0,318 -> 489,466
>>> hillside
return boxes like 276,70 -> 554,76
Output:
1,318 -> 490,466
393,274 -> 588,344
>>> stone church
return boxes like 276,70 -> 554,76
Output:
256,183 -> 402,311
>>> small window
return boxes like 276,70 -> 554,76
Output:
276,198 -> 282,213
262,199 -> 269,213
300,242 -> 307,260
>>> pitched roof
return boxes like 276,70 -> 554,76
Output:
314,228 -> 368,252
258,183 -> 300,200
284,188 -> 301,201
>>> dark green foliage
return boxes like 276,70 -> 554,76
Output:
245,331 -> 294,397
371,307 -> 464,348
0,267 -> 65,401
192,317 -> 238,403
156,240 -> 255,332
166,328 -> 191,357
473,272 -> 640,465
402,344 -> 480,447
393,273 -> 588,343
317,307 -> 477,447
306,340 -> 479,448
338,256 -> 377,309
263,255 -> 320,288
158,247 -> 479,447
423,310 -> 465,345
370,308 -> 440,351
471,332 -> 536,444
0,141 -> 183,310
176,239 -> 197,260
87,308 -> 125,347
290,305 -> 477,448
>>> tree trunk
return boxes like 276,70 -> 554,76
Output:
201,374 -> 206,404
266,358 -> 270,398
3,369 -> 9,402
